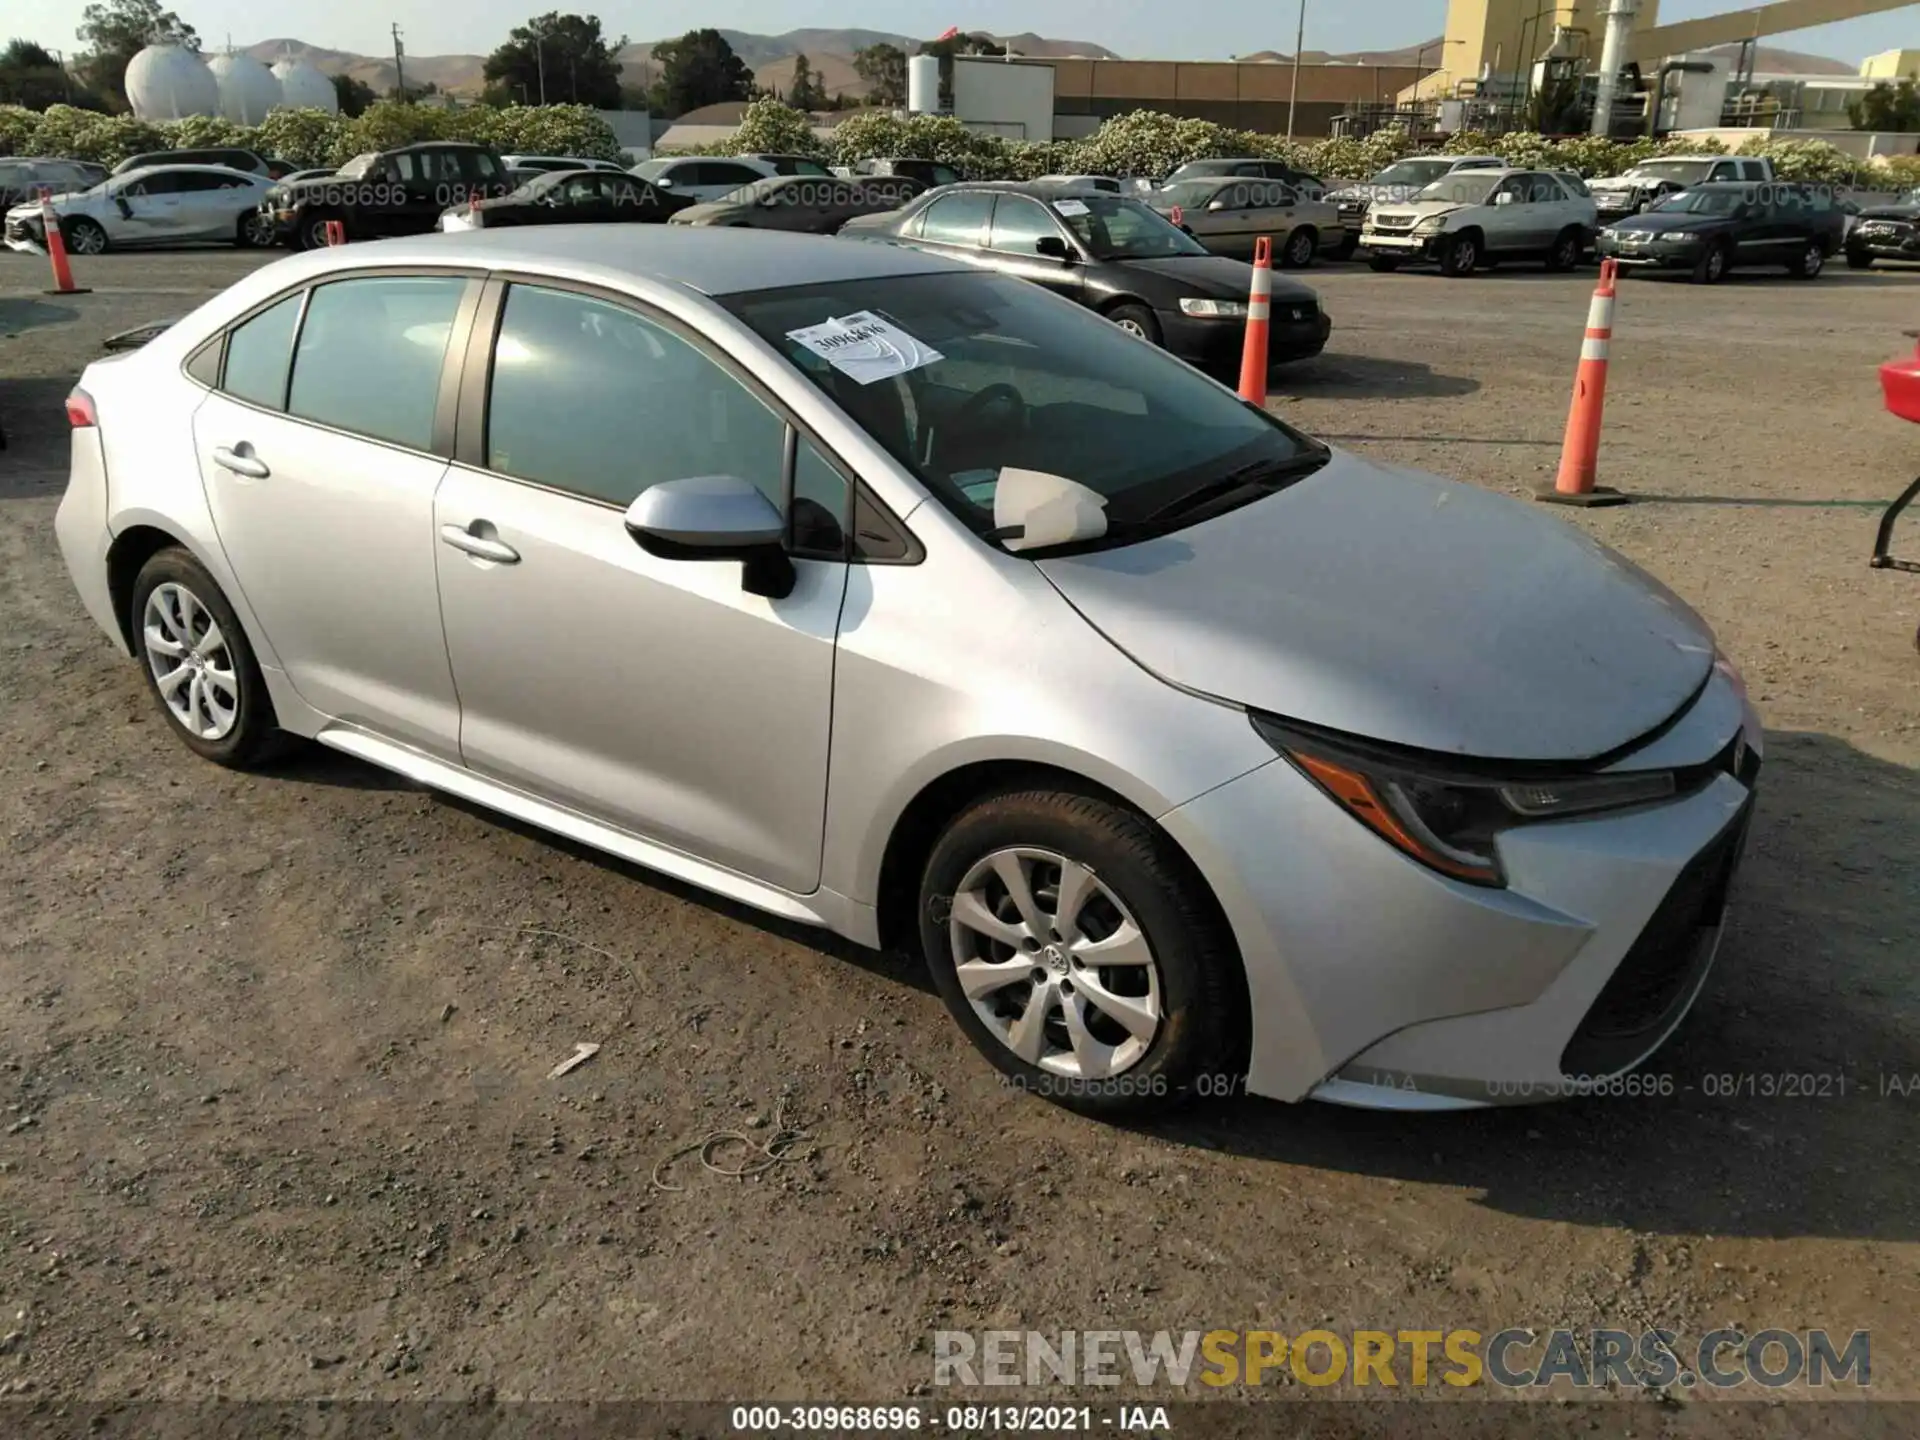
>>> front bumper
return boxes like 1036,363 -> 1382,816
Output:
1359,230 -> 1439,260
5,213 -> 47,252
1595,235 -> 1702,270
1162,305 -> 1331,368
1849,228 -> 1920,260
1160,668 -> 1762,1108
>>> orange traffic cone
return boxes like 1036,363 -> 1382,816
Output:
324,220 -> 347,246
40,198 -> 90,296
469,195 -> 484,229
1538,258 -> 1628,507
1238,235 -> 1273,406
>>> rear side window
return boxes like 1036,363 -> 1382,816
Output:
288,276 -> 466,450
222,293 -> 304,410
922,192 -> 993,245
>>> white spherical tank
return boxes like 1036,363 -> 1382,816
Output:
207,52 -> 284,124
124,44 -> 219,121
907,54 -> 941,114
271,58 -> 339,114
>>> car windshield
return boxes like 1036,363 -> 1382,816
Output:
1415,172 -> 1504,205
1632,160 -> 1716,185
1047,194 -> 1209,259
1649,187 -> 1744,215
1374,159 -> 1457,187
721,271 -> 1320,549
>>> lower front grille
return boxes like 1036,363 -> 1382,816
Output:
1559,800 -> 1751,1077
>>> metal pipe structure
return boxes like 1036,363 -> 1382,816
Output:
1286,0 -> 1308,142
1590,0 -> 1640,136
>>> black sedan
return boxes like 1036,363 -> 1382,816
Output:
838,182 -> 1330,371
1594,182 -> 1846,283
668,174 -> 924,234
1846,191 -> 1920,269
438,169 -> 692,232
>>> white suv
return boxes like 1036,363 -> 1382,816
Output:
1359,167 -> 1598,277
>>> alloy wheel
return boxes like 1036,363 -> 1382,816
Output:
1114,316 -> 1147,338
947,847 -> 1163,1079
1286,230 -> 1314,266
1802,242 -> 1823,276
143,582 -> 240,741
242,212 -> 276,247
67,221 -> 107,255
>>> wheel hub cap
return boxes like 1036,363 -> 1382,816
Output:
948,847 -> 1163,1079
142,582 -> 240,742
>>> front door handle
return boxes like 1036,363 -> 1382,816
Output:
439,523 -> 520,564
212,445 -> 269,479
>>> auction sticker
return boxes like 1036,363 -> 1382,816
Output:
787,310 -> 943,385
1052,198 -> 1090,216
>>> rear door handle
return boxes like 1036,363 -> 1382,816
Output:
212,445 -> 269,479
439,524 -> 520,564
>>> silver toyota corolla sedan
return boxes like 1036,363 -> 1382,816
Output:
54,229 -> 1762,1117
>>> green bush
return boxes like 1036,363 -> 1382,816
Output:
160,115 -> 250,150
730,98 -> 825,159
828,109 -> 1015,177
485,103 -> 622,160
0,104 -> 44,156
1733,135 -> 1862,184
253,109 -> 348,169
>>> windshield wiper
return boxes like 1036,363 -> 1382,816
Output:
1128,448 -> 1331,529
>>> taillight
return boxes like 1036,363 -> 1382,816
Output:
66,388 -> 96,428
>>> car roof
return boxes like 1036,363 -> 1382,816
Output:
283,226 -> 968,296
941,180 -> 1125,197
116,164 -> 266,181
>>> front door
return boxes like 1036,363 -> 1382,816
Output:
985,194 -> 1087,301
192,273 -> 475,755
115,173 -> 188,243
432,280 -> 849,894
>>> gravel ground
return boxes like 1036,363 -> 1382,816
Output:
2,244 -> 1919,1428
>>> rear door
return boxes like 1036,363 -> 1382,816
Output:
191,271 -> 478,755
912,190 -> 996,266
172,171 -> 244,240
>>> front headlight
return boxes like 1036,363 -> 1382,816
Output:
1413,215 -> 1449,234
1655,230 -> 1700,244
1253,717 -> 1678,888
1180,298 -> 1248,318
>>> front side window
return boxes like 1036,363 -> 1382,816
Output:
484,283 -> 787,511
288,276 -> 466,450
723,271 -> 1317,548
1528,176 -> 1566,203
222,293 -> 304,410
988,195 -> 1064,253
1054,195 -> 1207,259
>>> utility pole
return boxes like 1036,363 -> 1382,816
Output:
1286,0 -> 1308,142
1590,0 -> 1640,137
536,21 -> 547,105
392,23 -> 406,102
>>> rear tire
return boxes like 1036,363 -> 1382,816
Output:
1785,238 -> 1825,279
1281,226 -> 1317,268
130,548 -> 294,770
1545,227 -> 1583,272
236,210 -> 276,248
1107,303 -> 1162,347
295,213 -> 339,251
918,789 -> 1244,1118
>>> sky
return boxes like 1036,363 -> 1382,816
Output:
14,0 -> 1920,65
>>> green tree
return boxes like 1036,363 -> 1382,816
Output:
390,79 -> 439,103
1525,73 -> 1586,135
917,31 -> 1005,108
1848,77 -> 1920,132
0,39 -> 76,109
852,42 -> 906,107
786,53 -> 828,111
75,0 -> 198,110
483,12 -> 625,109
330,72 -> 376,118
650,28 -> 753,117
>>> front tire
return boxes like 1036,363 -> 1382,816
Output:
1281,226 -> 1317,267
918,789 -> 1243,1118
131,548 -> 291,769
1438,231 -> 1479,276
295,213 -> 339,251
1106,303 -> 1162,347
237,210 -> 277,248
1691,241 -> 1730,284
62,216 -> 108,256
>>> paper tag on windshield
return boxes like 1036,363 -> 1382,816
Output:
1052,198 -> 1090,216
786,310 -> 942,386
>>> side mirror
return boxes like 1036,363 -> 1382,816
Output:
624,476 -> 795,599
653,176 -> 674,188
1035,234 -> 1072,261
1495,192 -> 1514,206
114,193 -> 134,218
1208,198 -> 1229,212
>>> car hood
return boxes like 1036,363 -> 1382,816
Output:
1858,203 -> 1920,221
1370,199 -> 1474,221
1117,253 -> 1314,300
1606,210 -> 1724,233
1035,451 -> 1715,761
669,200 -> 751,225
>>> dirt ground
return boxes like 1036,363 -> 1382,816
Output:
2,243 -> 1919,1431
